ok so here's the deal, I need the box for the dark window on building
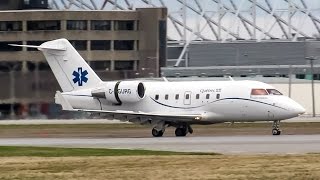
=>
[90,60,111,71]
[38,62,50,71]
[26,41,46,51]
[27,61,36,71]
[165,94,168,100]
[136,40,139,50]
[0,62,22,72]
[26,61,50,71]
[296,74,306,79]
[27,21,60,30]
[206,94,210,99]
[175,94,179,100]
[114,40,134,50]
[91,20,111,30]
[91,40,111,50]
[263,75,276,77]
[155,94,159,100]
[185,94,190,99]
[0,21,22,31]
[114,20,134,30]
[114,60,134,70]
[158,20,167,68]
[69,40,87,50]
[0,41,22,51]
[67,20,87,30]
[196,94,200,99]
[216,94,220,99]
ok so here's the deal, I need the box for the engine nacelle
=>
[92,81,145,104]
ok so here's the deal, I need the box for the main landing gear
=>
[152,128,164,137]
[272,120,281,135]
[175,124,193,137]
[151,123,193,137]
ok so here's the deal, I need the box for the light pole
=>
[305,56,316,117]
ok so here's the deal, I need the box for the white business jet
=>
[10,39,305,137]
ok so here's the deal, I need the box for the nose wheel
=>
[272,120,281,135]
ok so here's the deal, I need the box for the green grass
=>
[0,146,219,157]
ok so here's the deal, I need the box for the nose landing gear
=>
[272,120,281,135]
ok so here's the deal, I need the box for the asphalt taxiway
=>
[0,135,319,154]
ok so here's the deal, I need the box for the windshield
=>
[267,89,283,95]
[251,88,283,96]
[251,89,268,95]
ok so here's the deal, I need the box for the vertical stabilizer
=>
[38,39,102,92]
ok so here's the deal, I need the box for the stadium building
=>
[0,0,167,118]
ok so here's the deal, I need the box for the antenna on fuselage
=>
[228,76,234,81]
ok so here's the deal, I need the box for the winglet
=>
[55,91,74,111]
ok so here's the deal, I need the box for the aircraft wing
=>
[77,109,202,122]
[55,91,203,123]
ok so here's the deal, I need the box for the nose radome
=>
[292,103,306,115]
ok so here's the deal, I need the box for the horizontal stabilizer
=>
[8,44,66,51]
[55,91,74,111]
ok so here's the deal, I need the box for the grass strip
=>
[0,146,219,157]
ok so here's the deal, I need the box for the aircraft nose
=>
[291,102,306,115]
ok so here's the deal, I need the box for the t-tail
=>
[10,39,102,92]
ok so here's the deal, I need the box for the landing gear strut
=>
[272,120,281,135]
[152,128,164,137]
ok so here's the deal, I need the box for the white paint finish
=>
[15,39,306,131]
[272,83,320,115]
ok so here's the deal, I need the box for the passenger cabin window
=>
[155,94,159,100]
[185,94,190,99]
[175,94,179,100]
[216,94,220,99]
[251,89,268,95]
[165,94,169,100]
[267,89,283,95]
[196,94,200,99]
[206,94,210,99]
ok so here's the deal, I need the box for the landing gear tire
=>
[272,129,281,135]
[152,128,164,137]
[187,125,193,134]
[175,127,187,137]
[272,120,281,136]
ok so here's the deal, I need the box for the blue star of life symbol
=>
[72,67,88,86]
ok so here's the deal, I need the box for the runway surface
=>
[0,135,320,154]
[0,115,318,125]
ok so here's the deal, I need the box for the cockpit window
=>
[267,89,283,95]
[251,89,268,95]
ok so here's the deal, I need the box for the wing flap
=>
[76,109,203,122]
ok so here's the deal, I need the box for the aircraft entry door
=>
[184,91,192,105]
